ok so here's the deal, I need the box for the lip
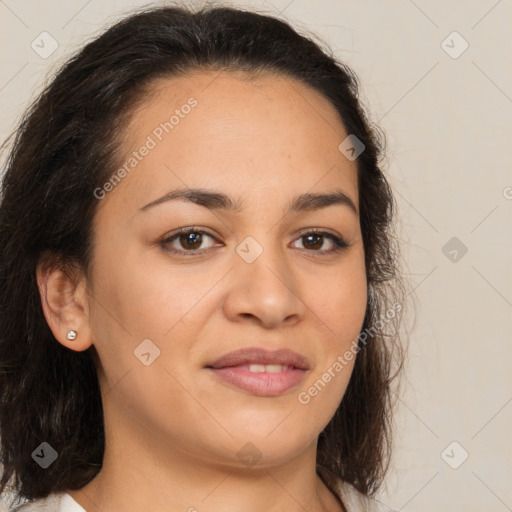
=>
[205,347,310,397]
[206,347,310,370]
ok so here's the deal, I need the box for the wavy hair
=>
[0,3,407,506]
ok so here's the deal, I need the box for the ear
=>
[36,257,93,352]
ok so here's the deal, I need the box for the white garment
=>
[11,472,397,512]
[10,493,84,512]
[318,466,397,512]
[335,480,396,512]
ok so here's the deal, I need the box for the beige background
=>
[1,1,511,511]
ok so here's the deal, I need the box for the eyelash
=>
[159,227,350,257]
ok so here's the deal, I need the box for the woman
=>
[0,4,406,512]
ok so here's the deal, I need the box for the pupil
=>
[305,234,322,250]
[178,233,324,251]
[182,233,201,250]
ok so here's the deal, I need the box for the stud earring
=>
[66,330,77,341]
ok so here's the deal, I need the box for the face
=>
[70,71,367,468]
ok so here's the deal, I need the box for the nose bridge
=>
[226,231,305,327]
[235,232,288,283]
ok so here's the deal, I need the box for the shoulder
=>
[10,493,63,512]
[338,482,398,512]
[317,465,398,512]
[10,493,84,512]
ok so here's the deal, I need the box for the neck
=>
[67,400,344,512]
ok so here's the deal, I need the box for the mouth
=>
[205,347,310,396]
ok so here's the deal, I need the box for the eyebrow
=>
[138,187,358,216]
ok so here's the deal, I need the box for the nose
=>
[222,238,307,329]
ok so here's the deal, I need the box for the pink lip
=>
[206,347,310,370]
[205,347,310,397]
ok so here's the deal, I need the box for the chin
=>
[210,425,317,468]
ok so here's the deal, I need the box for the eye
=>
[160,227,217,255]
[159,227,350,257]
[291,229,350,254]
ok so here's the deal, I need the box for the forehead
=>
[99,70,359,216]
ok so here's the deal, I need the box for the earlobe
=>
[36,262,93,352]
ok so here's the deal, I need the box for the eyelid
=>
[291,228,350,252]
[160,226,219,253]
[294,226,346,240]
[159,226,350,256]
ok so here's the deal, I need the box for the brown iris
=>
[179,232,203,250]
[302,233,323,250]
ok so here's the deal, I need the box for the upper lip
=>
[206,347,310,370]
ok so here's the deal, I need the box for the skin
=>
[37,70,367,512]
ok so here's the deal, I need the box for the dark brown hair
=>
[0,3,406,507]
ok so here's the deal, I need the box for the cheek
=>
[91,237,217,339]
[302,253,367,405]
[312,256,367,343]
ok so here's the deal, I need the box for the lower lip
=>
[207,366,307,396]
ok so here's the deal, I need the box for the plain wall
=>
[1,1,511,510]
